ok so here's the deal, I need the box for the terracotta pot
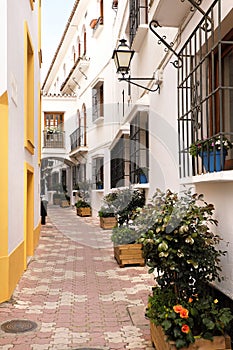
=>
[90,19,97,29]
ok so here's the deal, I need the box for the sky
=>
[41,0,75,82]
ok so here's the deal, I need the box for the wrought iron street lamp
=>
[112,39,160,93]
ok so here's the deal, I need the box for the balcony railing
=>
[70,126,87,152]
[43,130,65,148]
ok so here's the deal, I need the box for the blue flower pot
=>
[201,150,227,172]
[139,174,148,183]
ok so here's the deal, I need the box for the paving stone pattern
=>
[0,206,155,350]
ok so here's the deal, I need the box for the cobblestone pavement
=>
[0,205,155,350]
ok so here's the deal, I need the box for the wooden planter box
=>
[60,200,69,208]
[76,207,92,217]
[150,322,231,350]
[114,243,145,268]
[100,216,117,229]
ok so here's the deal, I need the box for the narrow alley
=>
[0,206,155,350]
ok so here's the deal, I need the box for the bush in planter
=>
[112,188,145,226]
[75,200,91,208]
[136,188,233,349]
[111,225,141,245]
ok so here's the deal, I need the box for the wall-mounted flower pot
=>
[201,149,227,172]
[90,18,97,29]
[139,174,148,183]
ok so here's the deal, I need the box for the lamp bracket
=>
[119,75,160,93]
[149,21,183,68]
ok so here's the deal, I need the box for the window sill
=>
[180,169,233,185]
[132,183,150,189]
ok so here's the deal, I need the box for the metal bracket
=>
[119,75,160,93]
[68,85,76,94]
[149,21,183,68]
[184,0,213,31]
[72,77,81,89]
[79,67,87,80]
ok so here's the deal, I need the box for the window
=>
[111,136,130,188]
[92,81,104,121]
[82,25,86,56]
[129,0,148,46]
[43,113,64,148]
[72,164,86,188]
[92,157,104,189]
[130,112,149,184]
[77,36,81,58]
[178,0,233,177]
[70,106,87,151]
[72,45,76,63]
[44,113,64,130]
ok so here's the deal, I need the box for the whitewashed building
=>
[42,0,233,314]
[0,0,42,303]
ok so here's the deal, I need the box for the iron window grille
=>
[111,136,130,188]
[70,126,86,151]
[178,0,233,178]
[130,112,149,184]
[92,157,104,189]
[92,81,104,122]
[129,0,148,47]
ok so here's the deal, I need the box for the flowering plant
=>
[135,189,233,348]
[189,135,232,157]
[146,287,233,349]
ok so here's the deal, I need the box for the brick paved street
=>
[0,206,155,350]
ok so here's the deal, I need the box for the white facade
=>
[42,0,233,301]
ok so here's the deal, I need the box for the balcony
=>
[60,56,90,94]
[69,127,88,156]
[43,130,65,148]
[150,0,192,27]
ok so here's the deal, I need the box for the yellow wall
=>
[0,92,8,257]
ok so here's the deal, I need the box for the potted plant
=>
[90,18,98,29]
[75,199,91,217]
[98,192,118,229]
[108,188,146,267]
[113,188,146,226]
[136,188,233,349]
[135,167,148,184]
[111,224,145,267]
[96,180,103,190]
[189,135,232,172]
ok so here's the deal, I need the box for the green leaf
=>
[202,318,215,329]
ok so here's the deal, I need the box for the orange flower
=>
[180,308,189,318]
[188,298,193,303]
[173,305,183,313]
[181,324,190,333]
